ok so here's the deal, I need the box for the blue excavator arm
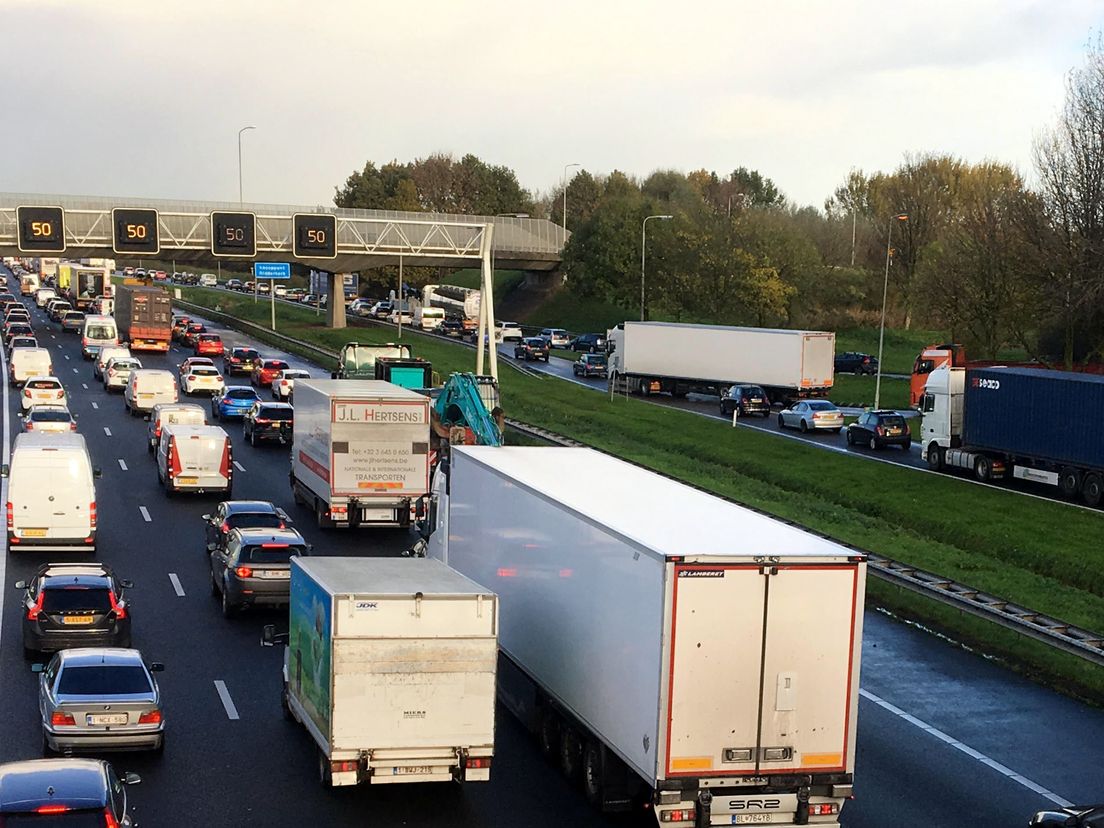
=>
[433,373,502,446]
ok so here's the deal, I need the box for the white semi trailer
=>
[428,445,865,827]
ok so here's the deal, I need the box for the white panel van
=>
[5,433,100,551]
[124,369,178,416]
[156,424,232,496]
[9,348,53,387]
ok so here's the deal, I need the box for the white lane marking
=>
[168,573,185,597]
[81,383,88,390]
[214,680,240,720]
[233,460,245,472]
[139,506,151,522]
[91,402,98,410]
[64,354,69,360]
[117,459,127,471]
[859,688,1073,807]
[103,426,112,436]
[50,335,55,339]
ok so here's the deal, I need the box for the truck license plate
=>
[393,766,432,775]
[88,713,128,725]
[21,528,47,537]
[733,816,775,824]
[260,570,291,579]
[362,508,394,521]
[177,477,198,485]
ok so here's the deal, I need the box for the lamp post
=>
[562,163,580,243]
[237,126,256,204]
[875,213,909,410]
[640,214,673,321]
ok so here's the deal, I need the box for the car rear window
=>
[57,665,152,696]
[42,587,112,613]
[227,389,257,399]
[3,811,111,826]
[31,410,71,422]
[880,415,906,427]
[227,513,283,531]
[198,335,220,342]
[264,361,289,370]
[27,380,60,390]
[240,544,306,564]
[586,355,607,364]
[258,407,292,420]
[64,313,85,320]
[192,367,220,376]
[808,401,835,410]
[235,349,258,359]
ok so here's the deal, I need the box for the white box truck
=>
[606,321,835,405]
[428,446,865,827]
[290,380,431,529]
[272,557,497,787]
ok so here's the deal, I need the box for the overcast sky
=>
[1,0,1099,210]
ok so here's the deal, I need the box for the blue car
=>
[212,386,260,420]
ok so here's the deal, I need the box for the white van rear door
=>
[10,451,92,536]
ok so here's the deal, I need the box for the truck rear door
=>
[801,333,835,389]
[664,562,861,779]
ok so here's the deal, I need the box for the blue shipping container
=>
[963,366,1104,470]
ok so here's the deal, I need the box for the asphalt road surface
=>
[0,268,1098,827]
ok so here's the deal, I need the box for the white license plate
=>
[393,765,432,775]
[733,816,776,824]
[88,713,128,725]
[258,570,291,579]
[362,508,394,520]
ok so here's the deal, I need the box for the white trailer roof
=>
[622,321,831,337]
[295,557,495,598]
[455,446,856,562]
[297,379,428,401]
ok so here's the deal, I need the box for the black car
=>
[514,337,550,362]
[571,333,606,353]
[835,351,878,375]
[17,563,133,658]
[440,319,465,338]
[573,353,607,378]
[0,758,141,825]
[225,278,243,291]
[203,500,291,553]
[210,527,310,616]
[223,347,259,376]
[846,409,911,450]
[243,401,294,446]
[1030,806,1104,827]
[720,384,771,417]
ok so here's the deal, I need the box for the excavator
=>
[431,373,503,448]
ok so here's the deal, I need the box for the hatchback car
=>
[225,278,243,291]
[571,333,606,353]
[251,358,290,388]
[540,328,571,348]
[170,316,191,342]
[223,347,259,376]
[22,404,77,434]
[514,337,550,362]
[272,369,310,401]
[37,648,165,754]
[203,500,291,554]
[439,319,465,338]
[720,384,771,417]
[210,527,309,617]
[212,386,260,420]
[103,357,142,392]
[194,333,224,357]
[17,563,133,658]
[779,399,845,432]
[0,758,141,824]
[847,409,912,450]
[61,311,86,333]
[4,323,34,346]
[47,300,72,321]
[21,376,66,411]
[834,351,879,375]
[495,321,524,342]
[181,323,206,347]
[573,353,607,378]
[243,401,293,446]
[8,335,38,350]
[181,365,225,396]
[178,356,215,378]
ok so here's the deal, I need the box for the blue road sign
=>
[254,262,291,279]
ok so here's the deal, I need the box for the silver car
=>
[36,648,165,754]
[104,357,142,392]
[778,399,845,433]
[272,368,310,401]
[22,404,76,434]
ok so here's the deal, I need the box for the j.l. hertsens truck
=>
[290,380,432,528]
[428,446,865,827]
[606,322,835,406]
[920,364,1104,506]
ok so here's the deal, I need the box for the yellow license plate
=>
[177,476,198,485]
[21,528,47,537]
[63,615,94,625]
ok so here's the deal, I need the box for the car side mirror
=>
[148,663,165,672]
[14,580,26,590]
[93,467,103,479]
[120,579,134,589]
[123,772,142,786]
[0,464,8,478]
[30,663,44,673]
[201,514,212,522]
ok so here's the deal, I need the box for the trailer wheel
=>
[1059,468,1081,499]
[974,456,992,482]
[537,708,560,761]
[582,740,605,807]
[637,379,649,396]
[559,725,583,781]
[926,444,943,471]
[1082,473,1103,508]
[318,749,333,786]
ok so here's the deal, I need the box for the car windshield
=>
[4,812,111,826]
[808,401,836,410]
[240,544,305,564]
[42,587,112,612]
[880,415,906,427]
[85,325,115,338]
[31,410,71,422]
[227,513,283,530]
[57,665,151,696]
[257,407,292,420]
[226,389,257,400]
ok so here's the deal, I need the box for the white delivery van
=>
[147,403,207,452]
[415,306,445,331]
[156,424,233,496]
[80,314,119,360]
[9,348,53,387]
[124,369,178,416]
[5,433,100,552]
[34,288,56,308]
[94,346,130,380]
[20,273,39,296]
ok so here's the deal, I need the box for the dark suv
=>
[210,528,310,617]
[0,758,141,826]
[203,500,291,553]
[17,563,134,658]
[514,337,550,362]
[846,410,911,450]
[571,333,606,353]
[243,401,294,446]
[573,353,607,378]
[720,384,771,417]
[834,351,878,375]
[223,347,259,376]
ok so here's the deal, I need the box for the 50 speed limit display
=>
[111,208,160,254]
[16,206,65,253]
[292,213,338,259]
[210,211,256,257]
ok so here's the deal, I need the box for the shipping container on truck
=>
[920,365,1104,506]
[428,446,865,827]
[290,380,432,528]
[276,557,498,788]
[36,258,59,280]
[58,263,112,311]
[606,321,835,405]
[333,342,412,380]
[422,284,481,327]
[114,283,171,351]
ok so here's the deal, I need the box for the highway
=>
[0,267,1100,826]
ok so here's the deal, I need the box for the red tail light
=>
[89,501,97,528]
[50,711,75,726]
[138,709,161,724]
[235,566,253,578]
[465,757,491,769]
[103,807,120,828]
[220,520,230,534]
[27,591,44,620]
[56,390,63,399]
[37,805,71,815]
[109,590,125,619]
[22,389,30,398]
[876,426,886,437]
[6,501,12,529]
[219,440,231,479]
[24,423,33,431]
[169,438,182,478]
[154,421,162,438]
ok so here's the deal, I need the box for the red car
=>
[251,358,290,387]
[195,333,224,357]
[182,323,207,347]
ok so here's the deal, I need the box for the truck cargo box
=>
[964,367,1104,469]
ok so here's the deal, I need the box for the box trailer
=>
[333,342,412,380]
[428,446,865,827]
[58,262,112,311]
[290,380,431,528]
[115,283,171,351]
[606,321,835,404]
[921,365,1104,505]
[276,557,497,787]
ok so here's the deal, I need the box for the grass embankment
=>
[443,269,526,296]
[835,327,1030,375]
[178,287,1104,699]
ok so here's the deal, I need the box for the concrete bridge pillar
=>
[326,272,346,329]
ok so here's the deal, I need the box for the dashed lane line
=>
[118,459,127,471]
[103,426,112,436]
[214,681,240,720]
[139,506,151,522]
[233,460,245,472]
[168,573,185,597]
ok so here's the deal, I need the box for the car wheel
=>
[854,367,862,375]
[210,569,220,597]
[281,683,294,722]
[249,429,256,448]
[221,582,237,618]
[832,427,842,434]
[153,733,165,756]
[927,443,943,470]
[869,436,878,450]
[902,439,911,451]
[845,429,854,446]
[777,414,785,428]
[799,419,808,433]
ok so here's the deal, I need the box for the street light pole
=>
[875,213,908,410]
[237,126,256,204]
[562,163,580,243]
[640,214,673,322]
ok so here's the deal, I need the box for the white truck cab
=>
[918,366,965,468]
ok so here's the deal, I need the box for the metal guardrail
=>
[173,299,1104,669]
